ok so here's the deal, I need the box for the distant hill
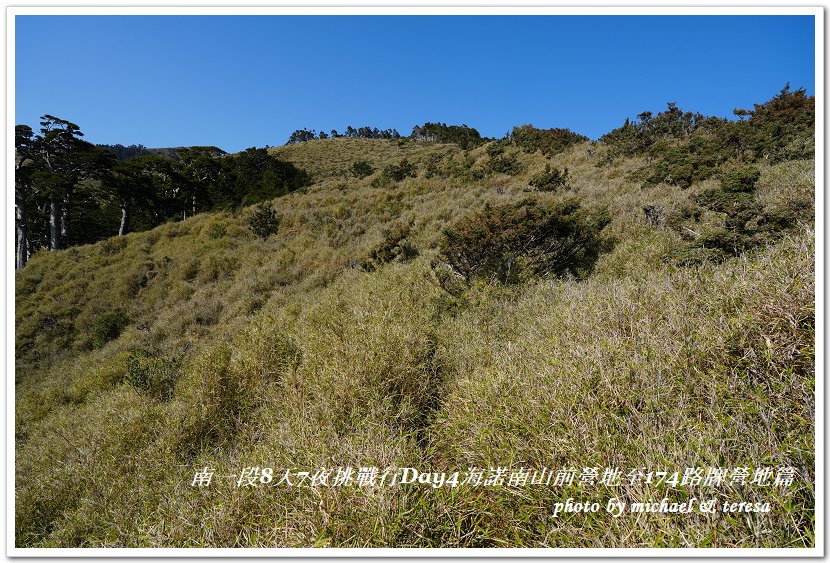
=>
[97,143,228,161]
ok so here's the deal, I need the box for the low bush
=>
[361,222,419,271]
[247,204,280,239]
[511,125,588,156]
[486,153,521,176]
[434,197,612,288]
[667,166,805,264]
[91,309,130,347]
[529,164,570,191]
[382,158,418,182]
[349,160,375,179]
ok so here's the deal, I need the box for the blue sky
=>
[15,15,815,153]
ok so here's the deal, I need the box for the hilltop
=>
[15,89,816,547]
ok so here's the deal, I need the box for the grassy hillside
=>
[15,133,815,548]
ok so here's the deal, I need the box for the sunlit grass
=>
[15,137,815,547]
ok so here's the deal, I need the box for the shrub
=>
[529,164,570,191]
[434,197,612,288]
[511,125,588,156]
[91,309,130,347]
[487,153,521,176]
[424,153,446,179]
[125,349,182,401]
[694,167,760,215]
[485,140,508,157]
[667,166,797,264]
[247,203,280,239]
[382,158,418,182]
[349,160,375,179]
[361,223,419,271]
[720,167,761,193]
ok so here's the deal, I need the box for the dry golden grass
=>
[15,137,815,548]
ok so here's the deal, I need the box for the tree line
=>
[286,122,486,149]
[15,115,309,269]
[286,126,403,144]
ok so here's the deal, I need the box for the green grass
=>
[15,136,815,548]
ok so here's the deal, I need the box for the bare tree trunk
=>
[49,195,60,250]
[60,194,70,246]
[118,205,130,236]
[16,200,27,269]
[192,193,197,217]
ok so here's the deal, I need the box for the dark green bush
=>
[434,197,612,288]
[632,87,813,188]
[247,203,280,239]
[720,167,761,193]
[349,160,375,179]
[362,223,419,271]
[382,158,418,182]
[529,164,570,191]
[91,309,130,347]
[511,125,587,156]
[694,167,760,215]
[487,153,522,176]
[667,166,803,264]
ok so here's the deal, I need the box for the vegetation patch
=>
[349,160,375,179]
[247,203,280,239]
[510,124,588,156]
[361,222,419,271]
[433,197,612,290]
[125,349,183,401]
[90,309,130,347]
[529,163,570,191]
[382,158,418,182]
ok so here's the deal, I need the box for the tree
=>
[411,122,484,149]
[177,146,225,218]
[107,158,154,236]
[14,125,36,268]
[285,129,317,144]
[127,155,187,226]
[32,115,110,250]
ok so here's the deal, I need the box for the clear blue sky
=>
[15,15,815,153]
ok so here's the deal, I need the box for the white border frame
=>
[5,3,824,558]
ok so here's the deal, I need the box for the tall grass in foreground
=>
[16,226,813,547]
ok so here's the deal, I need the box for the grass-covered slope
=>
[15,134,815,547]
